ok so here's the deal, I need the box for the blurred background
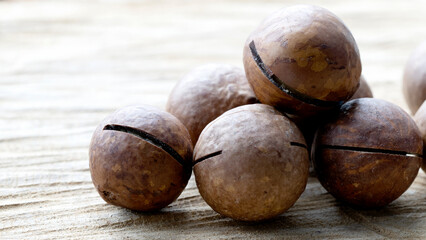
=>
[0,0,425,238]
[1,0,426,112]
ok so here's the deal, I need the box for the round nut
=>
[166,64,258,144]
[413,101,426,172]
[312,98,422,207]
[193,104,309,221]
[89,105,193,211]
[243,5,361,118]
[403,41,426,114]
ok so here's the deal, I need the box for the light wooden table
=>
[1,0,425,239]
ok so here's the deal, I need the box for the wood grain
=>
[0,0,425,239]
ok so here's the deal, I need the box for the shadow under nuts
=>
[243,5,361,118]
[89,105,193,211]
[166,64,258,145]
[413,101,426,172]
[312,98,423,208]
[193,104,309,221]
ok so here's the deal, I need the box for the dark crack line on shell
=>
[103,124,189,168]
[249,40,343,108]
[320,144,423,158]
[193,150,222,166]
[290,142,308,149]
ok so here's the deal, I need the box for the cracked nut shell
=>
[89,105,193,211]
[312,98,422,207]
[193,104,309,221]
[166,64,258,144]
[413,101,426,172]
[403,41,426,114]
[243,5,361,118]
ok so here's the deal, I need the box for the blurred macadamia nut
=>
[414,101,426,172]
[89,106,193,211]
[193,104,309,221]
[243,5,361,118]
[312,98,422,208]
[403,41,426,114]
[166,64,258,144]
[349,75,373,100]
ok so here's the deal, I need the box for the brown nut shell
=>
[193,104,309,221]
[413,101,426,172]
[166,64,257,144]
[243,5,361,117]
[89,106,193,211]
[313,98,422,207]
[403,41,426,114]
[316,150,421,207]
[315,98,421,153]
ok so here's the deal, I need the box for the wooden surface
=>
[1,0,425,239]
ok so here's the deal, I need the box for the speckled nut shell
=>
[413,101,426,172]
[349,75,373,100]
[166,64,258,144]
[312,98,422,207]
[193,104,309,221]
[89,105,193,211]
[403,41,426,114]
[243,5,361,118]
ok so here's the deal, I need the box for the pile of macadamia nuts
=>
[89,5,425,221]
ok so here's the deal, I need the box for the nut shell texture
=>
[403,41,426,114]
[243,5,361,116]
[194,104,309,221]
[89,106,193,211]
[166,64,258,144]
[313,98,422,207]
[414,101,426,172]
